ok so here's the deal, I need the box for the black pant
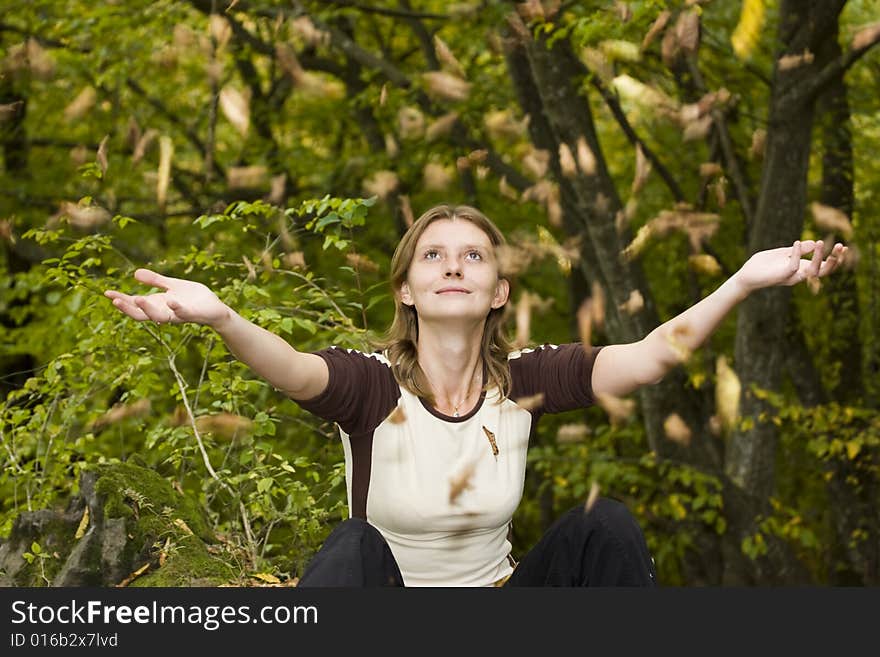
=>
[297,497,656,587]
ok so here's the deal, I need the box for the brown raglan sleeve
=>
[294,347,401,435]
[509,343,603,414]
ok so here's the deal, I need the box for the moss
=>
[132,535,236,587]
[89,462,212,540]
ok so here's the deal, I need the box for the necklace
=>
[424,359,481,417]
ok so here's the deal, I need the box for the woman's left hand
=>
[734,239,848,295]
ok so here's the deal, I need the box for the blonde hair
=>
[372,204,514,402]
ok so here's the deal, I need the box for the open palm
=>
[735,240,848,294]
[104,268,229,327]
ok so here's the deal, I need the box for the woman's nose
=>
[444,267,463,278]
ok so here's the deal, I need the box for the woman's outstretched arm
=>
[105,268,329,401]
[591,239,848,398]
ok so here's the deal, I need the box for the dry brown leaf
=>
[558,142,577,177]
[64,86,97,122]
[242,255,257,281]
[387,405,407,424]
[522,148,550,179]
[399,194,414,229]
[423,162,454,191]
[219,86,250,136]
[194,412,254,440]
[133,128,159,164]
[713,178,727,208]
[810,202,853,240]
[227,165,268,190]
[666,324,693,364]
[663,413,692,446]
[689,254,722,276]
[385,133,399,158]
[851,23,880,51]
[675,10,700,55]
[434,35,466,78]
[590,281,606,331]
[618,289,644,315]
[631,144,651,194]
[583,480,601,513]
[615,1,632,22]
[580,47,615,83]
[426,112,459,141]
[59,201,111,230]
[157,135,173,212]
[683,114,713,141]
[173,518,194,536]
[290,16,329,47]
[0,219,15,245]
[515,291,533,348]
[778,50,814,71]
[576,137,597,176]
[423,71,471,102]
[577,298,593,348]
[284,251,306,270]
[661,21,680,66]
[398,106,425,140]
[74,507,90,540]
[499,176,519,201]
[449,460,477,505]
[260,250,274,273]
[484,109,528,141]
[346,252,380,274]
[90,399,151,431]
[805,276,822,295]
[596,392,636,426]
[0,101,24,122]
[715,355,740,435]
[699,162,723,178]
[483,426,499,457]
[379,82,388,107]
[209,14,231,51]
[557,423,589,444]
[363,170,399,200]
[749,129,766,160]
[269,173,287,205]
[514,392,545,411]
[641,10,671,51]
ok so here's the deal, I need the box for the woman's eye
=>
[466,251,482,261]
[424,250,439,260]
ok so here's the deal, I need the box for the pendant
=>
[453,410,460,417]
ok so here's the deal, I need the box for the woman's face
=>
[399,218,509,324]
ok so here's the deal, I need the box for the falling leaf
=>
[731,0,766,60]
[426,112,459,141]
[290,16,329,47]
[595,392,636,426]
[665,324,693,364]
[641,10,671,51]
[810,202,853,240]
[133,128,159,164]
[557,423,589,444]
[851,23,880,51]
[675,10,700,55]
[516,0,544,22]
[387,405,406,424]
[683,114,713,141]
[515,392,545,411]
[576,137,597,175]
[379,83,388,106]
[522,148,550,179]
[363,170,399,200]
[194,412,254,440]
[63,86,97,122]
[268,173,287,205]
[805,276,821,295]
[209,14,232,51]
[346,252,380,274]
[157,135,173,212]
[227,165,269,190]
[614,1,632,22]
[484,109,527,141]
[89,399,152,431]
[499,176,519,201]
[385,133,399,158]
[618,289,644,315]
[398,106,426,140]
[423,162,454,191]
[715,355,740,434]
[713,178,727,208]
[399,194,414,228]
[689,254,722,276]
[483,426,499,457]
[576,298,594,348]
[778,50,814,71]
[423,71,471,102]
[515,291,533,348]
[219,86,250,136]
[699,162,723,178]
[749,129,766,160]
[434,36,466,78]
[663,413,692,446]
[74,507,90,540]
[284,251,306,270]
[0,101,24,122]
[558,142,577,177]
[242,255,257,281]
[449,460,477,505]
[631,144,651,194]
[583,480,600,513]
[59,201,111,230]
[0,219,15,245]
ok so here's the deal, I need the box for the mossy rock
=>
[0,460,238,586]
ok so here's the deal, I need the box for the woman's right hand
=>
[104,268,231,328]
